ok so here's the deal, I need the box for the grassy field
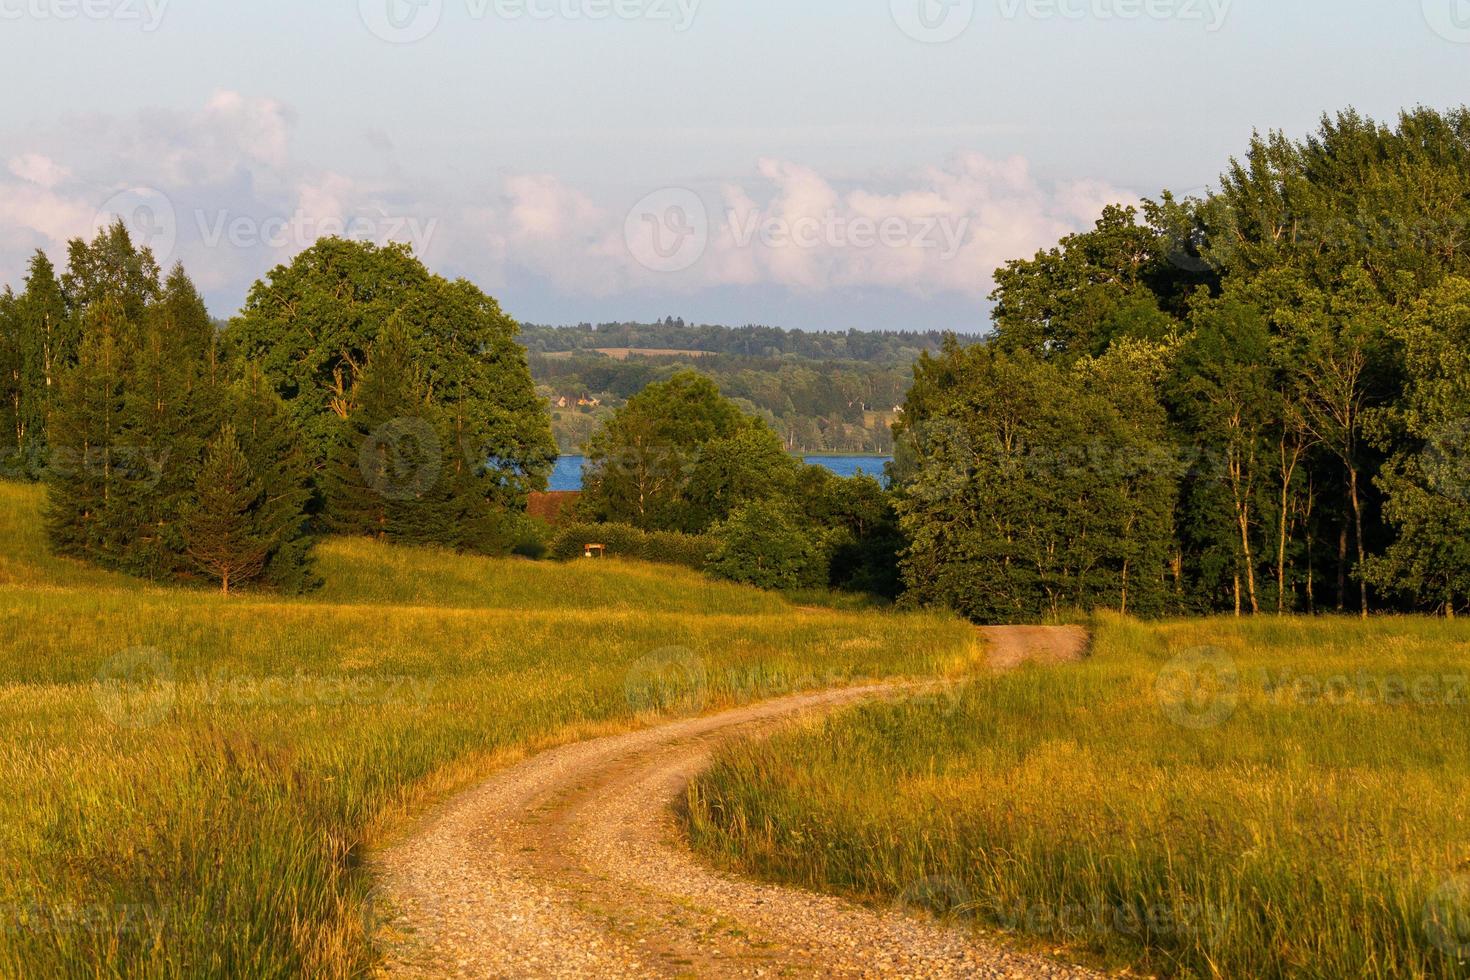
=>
[685,615,1470,978]
[0,480,979,977]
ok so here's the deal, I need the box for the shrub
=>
[708,500,827,591]
[548,521,718,571]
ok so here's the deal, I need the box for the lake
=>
[548,455,891,492]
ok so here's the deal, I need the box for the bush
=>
[548,521,718,571]
[707,500,827,591]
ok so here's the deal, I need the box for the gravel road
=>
[373,626,1100,978]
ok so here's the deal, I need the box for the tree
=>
[45,299,129,561]
[580,371,766,532]
[893,342,1179,623]
[1365,277,1470,615]
[227,365,318,592]
[708,499,826,592]
[323,320,488,549]
[182,425,270,594]
[226,239,554,505]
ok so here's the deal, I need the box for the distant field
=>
[686,615,1470,978]
[0,481,978,977]
[541,347,717,361]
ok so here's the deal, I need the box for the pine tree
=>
[11,251,69,478]
[0,289,20,476]
[116,266,218,578]
[182,425,269,594]
[46,299,129,560]
[228,365,318,592]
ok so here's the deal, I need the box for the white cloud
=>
[0,93,1138,318]
[9,153,72,188]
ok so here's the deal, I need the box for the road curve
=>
[373,627,1098,978]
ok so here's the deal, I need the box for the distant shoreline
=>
[548,454,891,492]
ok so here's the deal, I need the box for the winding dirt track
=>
[374,626,1096,979]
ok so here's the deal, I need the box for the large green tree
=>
[580,371,797,533]
[226,239,555,510]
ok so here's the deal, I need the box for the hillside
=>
[0,480,976,976]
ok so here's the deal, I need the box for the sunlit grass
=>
[685,613,1470,978]
[0,480,978,977]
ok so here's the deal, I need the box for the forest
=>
[893,107,1470,620]
[522,320,956,454]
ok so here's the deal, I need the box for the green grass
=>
[685,613,1470,978]
[0,481,979,977]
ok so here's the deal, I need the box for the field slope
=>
[686,615,1470,978]
[0,481,976,977]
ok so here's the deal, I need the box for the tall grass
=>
[685,613,1470,978]
[0,481,979,977]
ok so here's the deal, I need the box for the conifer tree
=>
[46,298,129,561]
[0,289,19,475]
[116,266,219,578]
[227,365,318,592]
[182,425,270,594]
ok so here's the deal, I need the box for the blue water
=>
[547,455,891,492]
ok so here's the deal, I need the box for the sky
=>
[0,0,1465,333]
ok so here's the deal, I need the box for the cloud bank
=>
[0,92,1138,323]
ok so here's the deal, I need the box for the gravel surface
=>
[373,627,1102,978]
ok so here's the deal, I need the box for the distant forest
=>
[521,319,970,454]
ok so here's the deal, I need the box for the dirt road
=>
[374,626,1097,978]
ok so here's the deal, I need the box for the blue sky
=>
[0,0,1465,331]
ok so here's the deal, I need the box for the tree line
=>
[530,349,913,454]
[520,319,957,363]
[0,231,554,592]
[893,106,1470,621]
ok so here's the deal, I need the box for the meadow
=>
[0,480,980,977]
[685,615,1470,978]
